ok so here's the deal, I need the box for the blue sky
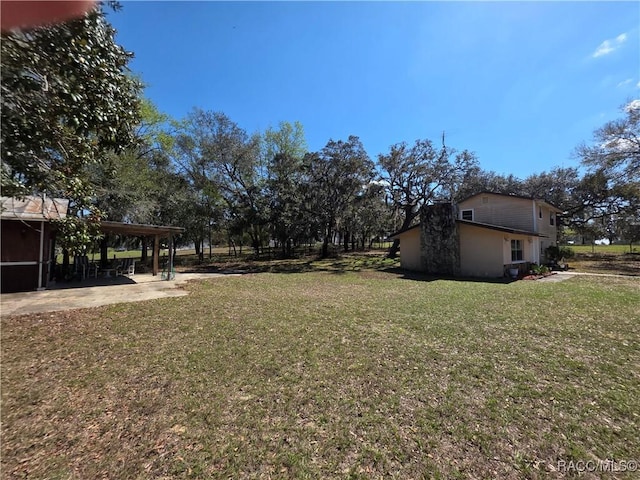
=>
[109,1,639,179]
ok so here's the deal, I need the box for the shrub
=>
[531,264,550,275]
[546,245,574,262]
[559,246,575,259]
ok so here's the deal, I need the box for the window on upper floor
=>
[539,207,542,219]
[461,209,473,221]
[550,213,555,226]
[511,239,524,262]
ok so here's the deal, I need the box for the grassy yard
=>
[2,266,639,479]
[566,244,638,255]
[558,244,640,277]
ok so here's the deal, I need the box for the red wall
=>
[1,220,52,293]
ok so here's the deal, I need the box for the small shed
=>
[1,196,69,293]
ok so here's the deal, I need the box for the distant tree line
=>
[2,5,639,257]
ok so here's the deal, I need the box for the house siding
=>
[459,223,504,277]
[459,194,535,232]
[538,205,556,237]
[397,228,422,271]
[531,202,558,262]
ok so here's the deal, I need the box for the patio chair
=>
[116,258,135,277]
[87,261,99,279]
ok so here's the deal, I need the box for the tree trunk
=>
[150,236,155,269]
[343,231,349,252]
[208,223,212,260]
[321,237,329,258]
[388,238,401,258]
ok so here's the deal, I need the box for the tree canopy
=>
[3,0,637,256]
[1,2,142,252]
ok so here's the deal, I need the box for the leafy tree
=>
[567,171,640,243]
[263,121,308,257]
[263,121,307,163]
[172,110,225,259]
[266,152,308,257]
[172,109,268,257]
[572,100,640,243]
[342,182,392,251]
[304,136,375,258]
[454,168,524,201]
[519,167,579,211]
[617,213,640,252]
[379,138,477,257]
[577,99,640,184]
[1,2,142,251]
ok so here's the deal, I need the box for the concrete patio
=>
[0,272,240,317]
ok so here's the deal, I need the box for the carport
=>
[99,221,184,277]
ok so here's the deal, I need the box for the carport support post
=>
[37,220,45,290]
[152,234,160,276]
[100,236,108,269]
[167,234,174,281]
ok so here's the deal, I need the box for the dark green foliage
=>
[303,136,375,258]
[1,3,142,251]
[1,5,142,201]
[545,245,575,262]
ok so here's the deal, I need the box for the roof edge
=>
[388,223,420,239]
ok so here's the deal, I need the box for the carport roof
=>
[100,221,184,237]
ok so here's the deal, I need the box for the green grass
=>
[564,243,638,255]
[2,268,639,479]
[560,244,640,276]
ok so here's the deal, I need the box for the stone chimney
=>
[419,203,461,276]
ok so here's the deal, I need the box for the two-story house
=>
[390,192,562,278]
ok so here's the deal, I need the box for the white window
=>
[461,209,473,221]
[511,239,523,262]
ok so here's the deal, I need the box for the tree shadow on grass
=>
[179,259,317,275]
[178,253,517,283]
[377,267,515,284]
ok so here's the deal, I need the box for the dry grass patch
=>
[2,272,639,479]
[569,253,639,276]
